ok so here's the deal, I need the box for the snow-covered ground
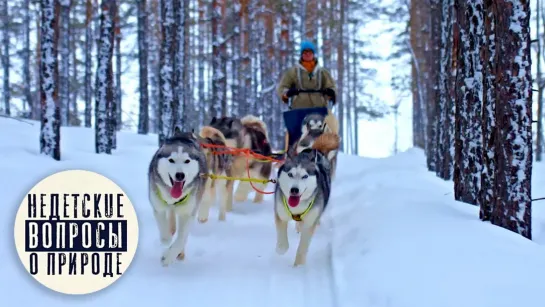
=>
[0,117,544,307]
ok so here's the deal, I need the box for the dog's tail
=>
[311,132,340,161]
[241,115,268,139]
[324,110,339,135]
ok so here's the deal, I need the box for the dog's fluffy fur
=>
[148,127,208,266]
[274,137,339,266]
[197,126,234,223]
[202,115,273,213]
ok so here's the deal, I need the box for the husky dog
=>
[207,115,273,204]
[148,127,208,267]
[295,113,340,181]
[197,125,234,223]
[274,135,339,266]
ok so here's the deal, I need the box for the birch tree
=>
[39,0,61,161]
[95,0,116,154]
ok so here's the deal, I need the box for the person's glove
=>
[286,88,299,98]
[322,88,336,104]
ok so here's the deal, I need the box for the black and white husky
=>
[148,127,208,267]
[273,134,338,266]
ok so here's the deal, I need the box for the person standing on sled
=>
[276,40,337,152]
[277,41,337,109]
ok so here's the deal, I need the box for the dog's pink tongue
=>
[170,181,184,198]
[288,196,300,207]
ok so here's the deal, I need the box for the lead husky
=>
[207,115,273,204]
[274,133,339,266]
[148,127,208,266]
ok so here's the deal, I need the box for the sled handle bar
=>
[288,97,335,110]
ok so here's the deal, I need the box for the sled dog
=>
[148,127,208,266]
[196,125,235,223]
[274,135,339,266]
[295,113,340,181]
[207,115,273,204]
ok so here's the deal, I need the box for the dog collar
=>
[155,188,191,207]
[281,195,315,221]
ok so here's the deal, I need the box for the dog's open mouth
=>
[287,195,301,207]
[169,176,185,199]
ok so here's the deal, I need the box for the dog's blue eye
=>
[168,158,175,163]
[302,175,308,179]
[184,159,190,164]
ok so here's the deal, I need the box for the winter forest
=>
[1,0,544,240]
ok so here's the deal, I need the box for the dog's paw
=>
[252,196,264,204]
[218,212,226,221]
[177,251,185,261]
[198,217,208,223]
[160,233,173,245]
[161,249,178,267]
[293,255,306,267]
[276,241,289,255]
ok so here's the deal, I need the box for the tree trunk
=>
[537,0,544,162]
[453,0,484,206]
[490,0,532,240]
[84,0,93,127]
[23,0,33,116]
[480,0,497,221]
[138,0,149,134]
[2,0,11,116]
[95,0,116,154]
[39,0,61,160]
[159,0,176,146]
[436,0,455,180]
[59,0,70,126]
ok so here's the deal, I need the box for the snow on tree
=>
[1,0,10,116]
[39,0,61,161]
[489,0,533,240]
[59,0,70,126]
[84,0,93,127]
[211,0,227,119]
[453,0,484,206]
[435,0,455,180]
[159,0,176,146]
[479,0,497,221]
[137,0,149,134]
[94,0,117,154]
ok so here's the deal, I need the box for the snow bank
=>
[329,149,545,307]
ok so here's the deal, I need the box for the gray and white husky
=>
[274,141,336,266]
[148,127,208,267]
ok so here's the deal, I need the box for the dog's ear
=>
[173,125,182,136]
[227,118,234,129]
[210,116,217,125]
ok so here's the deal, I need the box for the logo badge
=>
[13,170,139,295]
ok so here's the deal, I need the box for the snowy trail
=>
[0,120,338,306]
[2,118,545,307]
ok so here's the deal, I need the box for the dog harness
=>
[155,188,191,207]
[281,195,315,221]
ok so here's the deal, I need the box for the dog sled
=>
[281,89,336,153]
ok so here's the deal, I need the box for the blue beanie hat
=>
[300,40,316,55]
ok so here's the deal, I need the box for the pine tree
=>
[94,0,116,154]
[39,0,61,161]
